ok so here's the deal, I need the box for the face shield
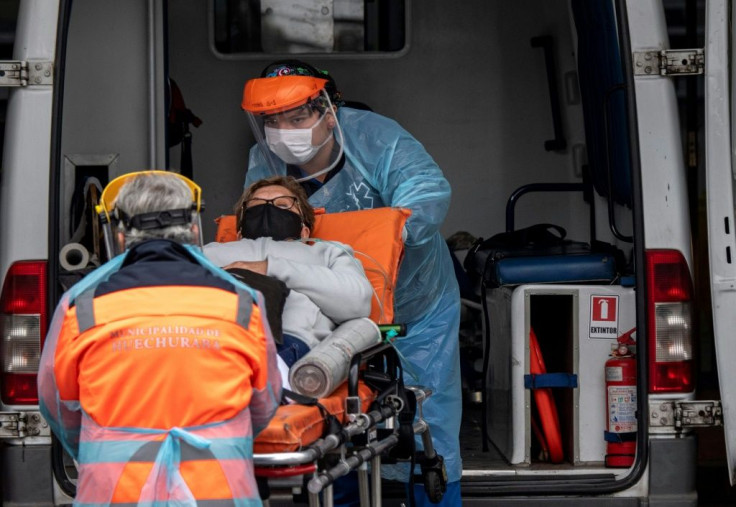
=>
[243,76,345,182]
[95,170,204,260]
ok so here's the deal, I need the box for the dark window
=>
[212,0,406,55]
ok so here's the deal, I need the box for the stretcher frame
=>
[253,342,444,507]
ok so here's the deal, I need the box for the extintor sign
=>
[590,295,619,338]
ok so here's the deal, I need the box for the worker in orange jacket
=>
[38,171,281,506]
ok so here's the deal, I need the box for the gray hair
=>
[114,173,196,247]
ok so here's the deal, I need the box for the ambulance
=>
[0,0,734,505]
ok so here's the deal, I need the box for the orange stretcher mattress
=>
[214,207,410,324]
[254,381,377,454]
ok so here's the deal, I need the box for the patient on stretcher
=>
[204,175,373,387]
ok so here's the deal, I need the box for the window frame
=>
[207,0,412,61]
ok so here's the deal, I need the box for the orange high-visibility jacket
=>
[38,240,282,506]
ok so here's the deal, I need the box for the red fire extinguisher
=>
[604,328,637,468]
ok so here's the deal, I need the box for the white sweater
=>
[204,237,373,348]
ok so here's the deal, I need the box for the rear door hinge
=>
[0,411,50,438]
[0,61,53,87]
[633,49,704,76]
[649,400,723,430]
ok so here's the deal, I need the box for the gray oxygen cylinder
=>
[289,317,382,399]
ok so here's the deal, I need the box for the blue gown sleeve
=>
[38,294,82,460]
[375,133,451,247]
[344,112,451,247]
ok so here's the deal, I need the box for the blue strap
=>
[128,426,211,506]
[156,428,210,489]
[524,373,578,389]
[604,430,636,443]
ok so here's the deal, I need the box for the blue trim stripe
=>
[78,437,252,464]
[74,500,262,507]
[77,439,147,464]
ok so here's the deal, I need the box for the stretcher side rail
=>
[308,417,434,495]
[306,386,434,491]
[253,401,398,467]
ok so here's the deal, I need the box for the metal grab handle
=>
[505,182,591,234]
[603,84,634,242]
[531,35,567,152]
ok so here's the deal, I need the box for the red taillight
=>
[2,373,40,404]
[0,261,47,405]
[645,250,694,393]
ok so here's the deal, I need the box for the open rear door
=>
[705,0,736,486]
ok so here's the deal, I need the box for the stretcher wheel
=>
[423,469,445,504]
[419,452,447,504]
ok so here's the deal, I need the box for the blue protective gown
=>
[245,107,463,486]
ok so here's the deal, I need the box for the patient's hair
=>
[115,173,196,247]
[235,175,315,234]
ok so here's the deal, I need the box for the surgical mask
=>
[242,204,303,241]
[294,111,346,183]
[265,112,332,165]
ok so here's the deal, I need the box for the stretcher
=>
[215,207,447,506]
[254,343,443,506]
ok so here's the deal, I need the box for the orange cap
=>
[242,75,328,114]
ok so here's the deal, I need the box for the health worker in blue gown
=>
[242,60,462,506]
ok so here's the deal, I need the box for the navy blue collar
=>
[122,239,198,267]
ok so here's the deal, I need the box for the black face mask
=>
[242,204,303,241]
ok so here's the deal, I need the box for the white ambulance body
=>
[0,0,733,504]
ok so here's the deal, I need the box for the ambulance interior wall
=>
[60,0,156,188]
[166,0,596,244]
[59,0,166,255]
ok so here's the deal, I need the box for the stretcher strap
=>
[366,346,416,468]
[281,388,342,436]
[392,388,416,461]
